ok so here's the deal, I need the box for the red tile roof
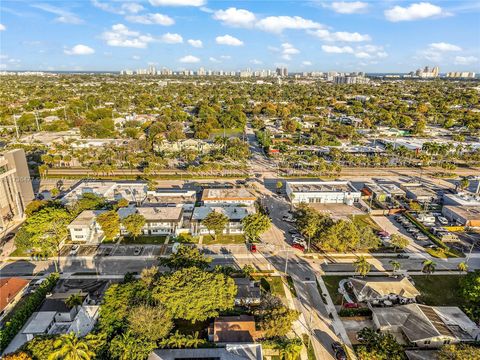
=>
[0,277,30,311]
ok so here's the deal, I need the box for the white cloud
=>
[209,57,221,63]
[385,2,443,22]
[281,43,299,61]
[220,55,231,59]
[101,24,154,48]
[216,34,243,46]
[149,0,206,6]
[213,8,256,28]
[64,44,95,55]
[256,16,323,33]
[92,0,144,15]
[454,56,478,65]
[0,24,5,31]
[329,1,368,14]
[354,52,371,59]
[179,55,200,63]
[250,59,263,65]
[187,39,203,48]
[309,29,370,42]
[322,45,354,53]
[429,42,462,51]
[31,3,83,24]
[356,44,388,58]
[125,13,175,26]
[160,33,183,43]
[302,60,312,66]
[132,55,141,60]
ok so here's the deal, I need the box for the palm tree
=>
[389,260,401,275]
[65,293,83,310]
[457,262,468,273]
[422,260,436,277]
[354,256,371,277]
[48,333,95,360]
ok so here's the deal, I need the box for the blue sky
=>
[1,0,479,72]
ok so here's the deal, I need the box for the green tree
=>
[158,331,206,349]
[140,266,159,289]
[389,260,401,274]
[275,338,303,360]
[72,193,106,214]
[127,304,173,341]
[255,297,299,338]
[116,198,129,208]
[354,256,371,277]
[3,352,33,360]
[459,270,480,302]
[109,332,155,360]
[390,234,409,252]
[202,210,229,240]
[422,260,436,276]
[457,262,468,273]
[65,293,83,310]
[160,245,212,270]
[459,177,470,190]
[48,333,95,360]
[356,328,404,360]
[97,210,120,241]
[122,213,146,239]
[438,344,480,360]
[241,213,271,242]
[153,267,236,322]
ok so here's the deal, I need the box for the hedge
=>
[338,307,372,317]
[0,273,59,352]
[403,212,448,250]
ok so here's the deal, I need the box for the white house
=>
[285,180,361,205]
[68,210,106,243]
[201,188,256,206]
[191,206,255,236]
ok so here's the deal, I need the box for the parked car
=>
[249,243,257,253]
[288,228,299,235]
[293,239,307,248]
[437,216,449,225]
[133,246,142,256]
[69,245,80,256]
[415,234,428,241]
[282,216,294,223]
[331,342,347,360]
[292,243,305,252]
[343,302,359,309]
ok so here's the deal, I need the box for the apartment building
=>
[0,149,34,230]
[285,180,361,205]
[191,206,255,235]
[201,188,256,206]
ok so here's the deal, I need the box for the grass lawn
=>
[253,275,286,298]
[351,214,381,232]
[9,248,31,257]
[201,234,245,245]
[411,275,467,306]
[121,235,167,244]
[322,275,349,305]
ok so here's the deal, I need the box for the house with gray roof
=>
[148,344,263,360]
[372,304,480,348]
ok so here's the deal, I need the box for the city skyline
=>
[1,0,479,72]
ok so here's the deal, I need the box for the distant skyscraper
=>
[276,67,288,77]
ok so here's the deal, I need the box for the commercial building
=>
[285,180,361,205]
[61,180,148,205]
[201,188,256,206]
[191,206,255,235]
[372,304,480,347]
[442,206,480,227]
[0,149,34,230]
[445,72,476,79]
[400,183,438,203]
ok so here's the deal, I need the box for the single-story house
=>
[148,344,263,360]
[0,277,30,322]
[349,276,420,303]
[208,315,261,344]
[234,278,261,305]
[372,304,480,348]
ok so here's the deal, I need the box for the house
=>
[234,278,261,305]
[201,188,256,206]
[68,210,106,243]
[0,278,30,322]
[349,276,420,303]
[191,206,255,236]
[442,206,480,227]
[372,304,480,348]
[285,180,361,205]
[149,344,263,360]
[208,315,260,344]
[143,189,197,211]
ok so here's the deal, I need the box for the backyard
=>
[322,275,349,305]
[411,275,467,306]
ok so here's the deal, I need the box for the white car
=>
[69,245,80,256]
[293,238,307,247]
[437,216,449,225]
[282,216,295,223]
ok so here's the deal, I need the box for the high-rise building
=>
[0,149,34,230]
[276,67,288,77]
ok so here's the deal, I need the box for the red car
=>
[292,243,305,252]
[343,302,359,309]
[248,243,257,253]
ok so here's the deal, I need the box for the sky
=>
[0,0,479,73]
